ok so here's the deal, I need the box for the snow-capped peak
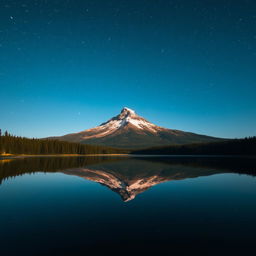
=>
[52,107,220,148]
[121,107,136,115]
[79,107,162,140]
[101,107,160,131]
[119,107,138,120]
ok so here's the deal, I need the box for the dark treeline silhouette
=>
[0,130,127,155]
[1,155,255,186]
[0,156,122,184]
[132,137,256,155]
[138,156,256,176]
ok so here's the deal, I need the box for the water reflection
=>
[1,156,256,201]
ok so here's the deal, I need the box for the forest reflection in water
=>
[1,156,255,201]
[1,156,256,255]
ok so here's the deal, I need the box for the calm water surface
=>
[0,156,256,255]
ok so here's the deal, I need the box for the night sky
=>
[1,0,256,138]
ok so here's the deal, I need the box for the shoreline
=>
[0,154,130,159]
[0,154,255,160]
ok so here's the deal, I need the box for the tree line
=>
[0,130,127,155]
[0,156,122,184]
[132,137,256,155]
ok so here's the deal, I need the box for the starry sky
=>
[0,0,256,138]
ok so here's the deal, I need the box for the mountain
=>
[50,107,222,149]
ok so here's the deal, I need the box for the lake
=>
[0,156,256,255]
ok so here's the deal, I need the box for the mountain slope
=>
[50,107,223,149]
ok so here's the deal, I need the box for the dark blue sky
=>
[1,0,256,138]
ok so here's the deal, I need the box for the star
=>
[161,48,165,54]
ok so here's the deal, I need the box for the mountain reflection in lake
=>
[0,156,256,255]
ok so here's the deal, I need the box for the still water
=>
[0,156,256,255]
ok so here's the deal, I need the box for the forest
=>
[1,129,256,156]
[0,130,127,155]
[132,137,256,155]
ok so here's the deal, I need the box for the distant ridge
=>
[49,107,223,149]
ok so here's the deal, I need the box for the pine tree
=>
[0,132,127,155]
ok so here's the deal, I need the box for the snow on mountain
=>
[82,107,161,139]
[50,107,222,148]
